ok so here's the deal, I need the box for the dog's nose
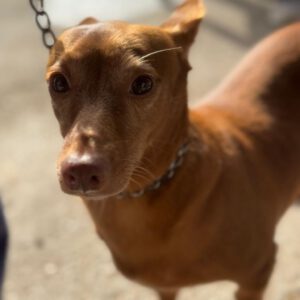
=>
[60,154,102,193]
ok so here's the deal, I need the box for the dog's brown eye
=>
[50,74,70,93]
[131,75,153,96]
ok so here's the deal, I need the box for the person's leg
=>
[0,199,8,297]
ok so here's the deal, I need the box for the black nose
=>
[61,154,102,193]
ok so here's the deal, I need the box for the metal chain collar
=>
[118,142,189,199]
[29,0,56,49]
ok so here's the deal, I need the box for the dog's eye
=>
[131,75,153,96]
[50,74,70,93]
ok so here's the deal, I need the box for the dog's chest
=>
[84,191,277,288]
[95,197,177,255]
[84,197,224,287]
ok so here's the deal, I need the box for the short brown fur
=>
[46,1,300,299]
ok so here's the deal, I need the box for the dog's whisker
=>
[119,156,157,181]
[133,166,156,181]
[139,47,182,62]
[132,170,154,184]
[128,177,144,191]
[131,173,150,185]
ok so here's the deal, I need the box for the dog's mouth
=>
[57,171,130,200]
[75,190,122,201]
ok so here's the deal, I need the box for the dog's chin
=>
[59,181,129,201]
[81,192,120,201]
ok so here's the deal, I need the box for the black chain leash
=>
[29,0,56,50]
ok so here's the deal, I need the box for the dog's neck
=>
[124,95,190,196]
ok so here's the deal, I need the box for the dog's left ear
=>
[79,17,98,25]
[161,0,205,56]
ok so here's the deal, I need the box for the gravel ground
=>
[1,0,300,300]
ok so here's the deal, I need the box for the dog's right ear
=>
[161,0,205,57]
[79,17,98,26]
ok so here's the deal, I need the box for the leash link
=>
[29,0,56,50]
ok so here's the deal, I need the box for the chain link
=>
[29,0,56,50]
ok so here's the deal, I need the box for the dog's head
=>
[46,0,205,200]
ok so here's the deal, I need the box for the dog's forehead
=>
[55,21,169,61]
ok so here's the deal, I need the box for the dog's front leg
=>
[157,290,178,300]
[235,243,277,300]
[235,287,265,300]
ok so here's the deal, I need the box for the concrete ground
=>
[0,0,300,299]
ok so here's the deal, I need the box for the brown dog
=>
[46,0,300,299]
